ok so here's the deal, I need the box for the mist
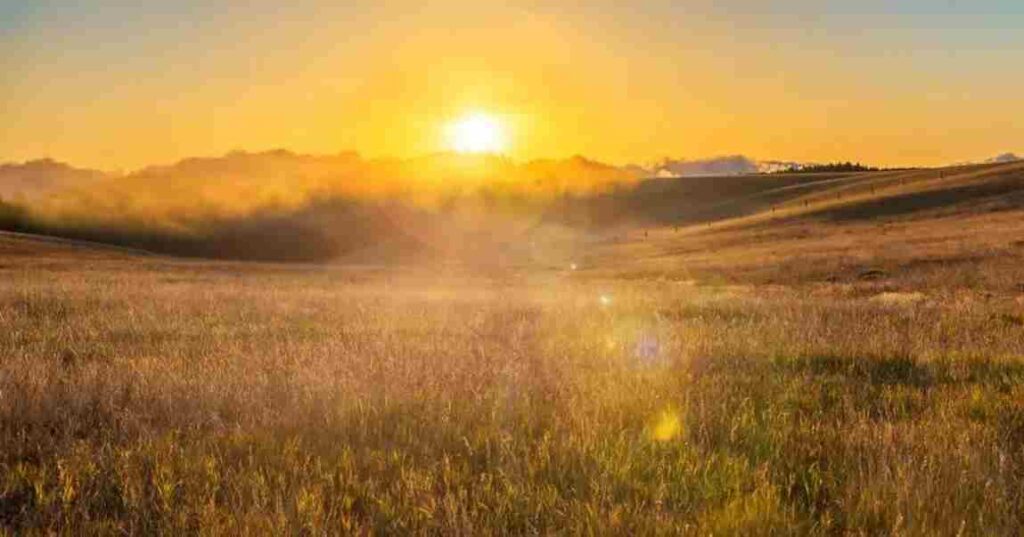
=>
[0,150,641,264]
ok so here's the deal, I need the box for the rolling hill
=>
[1,159,1022,276]
[583,161,1024,289]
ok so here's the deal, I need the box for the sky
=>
[2,0,1023,170]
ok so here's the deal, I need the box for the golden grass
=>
[3,220,1024,534]
[1,162,1024,533]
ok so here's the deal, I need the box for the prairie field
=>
[2,163,1024,534]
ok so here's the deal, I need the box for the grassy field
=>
[2,163,1024,534]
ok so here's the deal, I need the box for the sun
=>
[446,112,507,154]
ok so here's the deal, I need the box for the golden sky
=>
[2,1,1023,169]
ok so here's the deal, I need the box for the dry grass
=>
[2,163,1024,534]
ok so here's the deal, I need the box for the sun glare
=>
[447,113,506,154]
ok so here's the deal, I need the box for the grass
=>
[2,163,1024,533]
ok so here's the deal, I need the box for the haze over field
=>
[3,1,1024,534]
[0,150,1020,263]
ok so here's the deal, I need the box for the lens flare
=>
[633,332,661,365]
[650,409,683,442]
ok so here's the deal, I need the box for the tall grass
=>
[2,252,1023,533]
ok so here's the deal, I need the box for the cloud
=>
[987,153,1021,163]
[649,155,760,177]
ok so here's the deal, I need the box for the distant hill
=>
[0,150,640,263]
[3,150,1022,264]
[583,160,1024,287]
[546,160,1024,229]
[0,158,107,201]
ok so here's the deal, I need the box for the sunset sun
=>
[447,113,507,154]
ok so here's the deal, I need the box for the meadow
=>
[2,162,1024,534]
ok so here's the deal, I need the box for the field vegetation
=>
[2,162,1024,533]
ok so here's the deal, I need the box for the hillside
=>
[1,159,1022,273]
[585,161,1024,289]
[553,160,1023,228]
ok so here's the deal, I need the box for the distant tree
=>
[778,162,880,174]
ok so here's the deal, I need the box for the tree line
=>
[779,162,879,174]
